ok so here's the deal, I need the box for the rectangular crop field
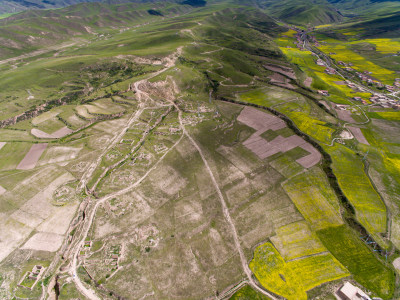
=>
[249,242,349,300]
[328,144,387,241]
[270,220,327,261]
[282,167,343,230]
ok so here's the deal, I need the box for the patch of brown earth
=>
[304,77,313,87]
[21,232,64,252]
[348,126,369,145]
[264,64,296,80]
[238,107,321,167]
[237,106,285,132]
[16,143,47,170]
[336,109,356,123]
[31,126,73,139]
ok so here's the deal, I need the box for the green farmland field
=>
[317,225,395,299]
[250,242,349,300]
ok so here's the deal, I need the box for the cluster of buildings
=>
[387,78,400,92]
[351,93,399,108]
[338,60,354,69]
[292,31,306,50]
[346,81,362,92]
[325,67,336,75]
[369,94,399,108]
[308,34,320,46]
[344,67,399,93]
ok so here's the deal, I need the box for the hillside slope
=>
[249,0,344,25]
[0,1,195,59]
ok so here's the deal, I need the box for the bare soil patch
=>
[17,143,47,170]
[319,101,331,110]
[31,126,73,139]
[334,81,346,85]
[269,73,296,89]
[37,202,79,234]
[348,126,369,145]
[0,218,31,262]
[393,257,400,272]
[304,77,313,87]
[0,185,6,195]
[296,143,322,168]
[21,232,64,252]
[238,107,321,167]
[0,142,6,150]
[38,146,82,165]
[237,106,285,132]
[264,64,296,80]
[336,109,355,123]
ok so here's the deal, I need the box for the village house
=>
[318,90,329,96]
[347,83,357,90]
[325,68,336,75]
[353,97,362,101]
[336,282,371,300]
[335,104,348,110]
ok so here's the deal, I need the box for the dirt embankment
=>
[0,93,81,129]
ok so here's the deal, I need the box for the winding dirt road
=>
[68,44,275,300]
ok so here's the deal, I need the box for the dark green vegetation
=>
[252,0,344,25]
[317,226,395,299]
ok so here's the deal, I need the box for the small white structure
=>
[337,282,371,300]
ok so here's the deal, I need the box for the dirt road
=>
[172,103,277,299]
[69,47,185,300]
[68,45,275,299]
[0,41,78,65]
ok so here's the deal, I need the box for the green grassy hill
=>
[0,1,195,59]
[258,0,343,25]
[0,0,99,14]
[327,0,400,16]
